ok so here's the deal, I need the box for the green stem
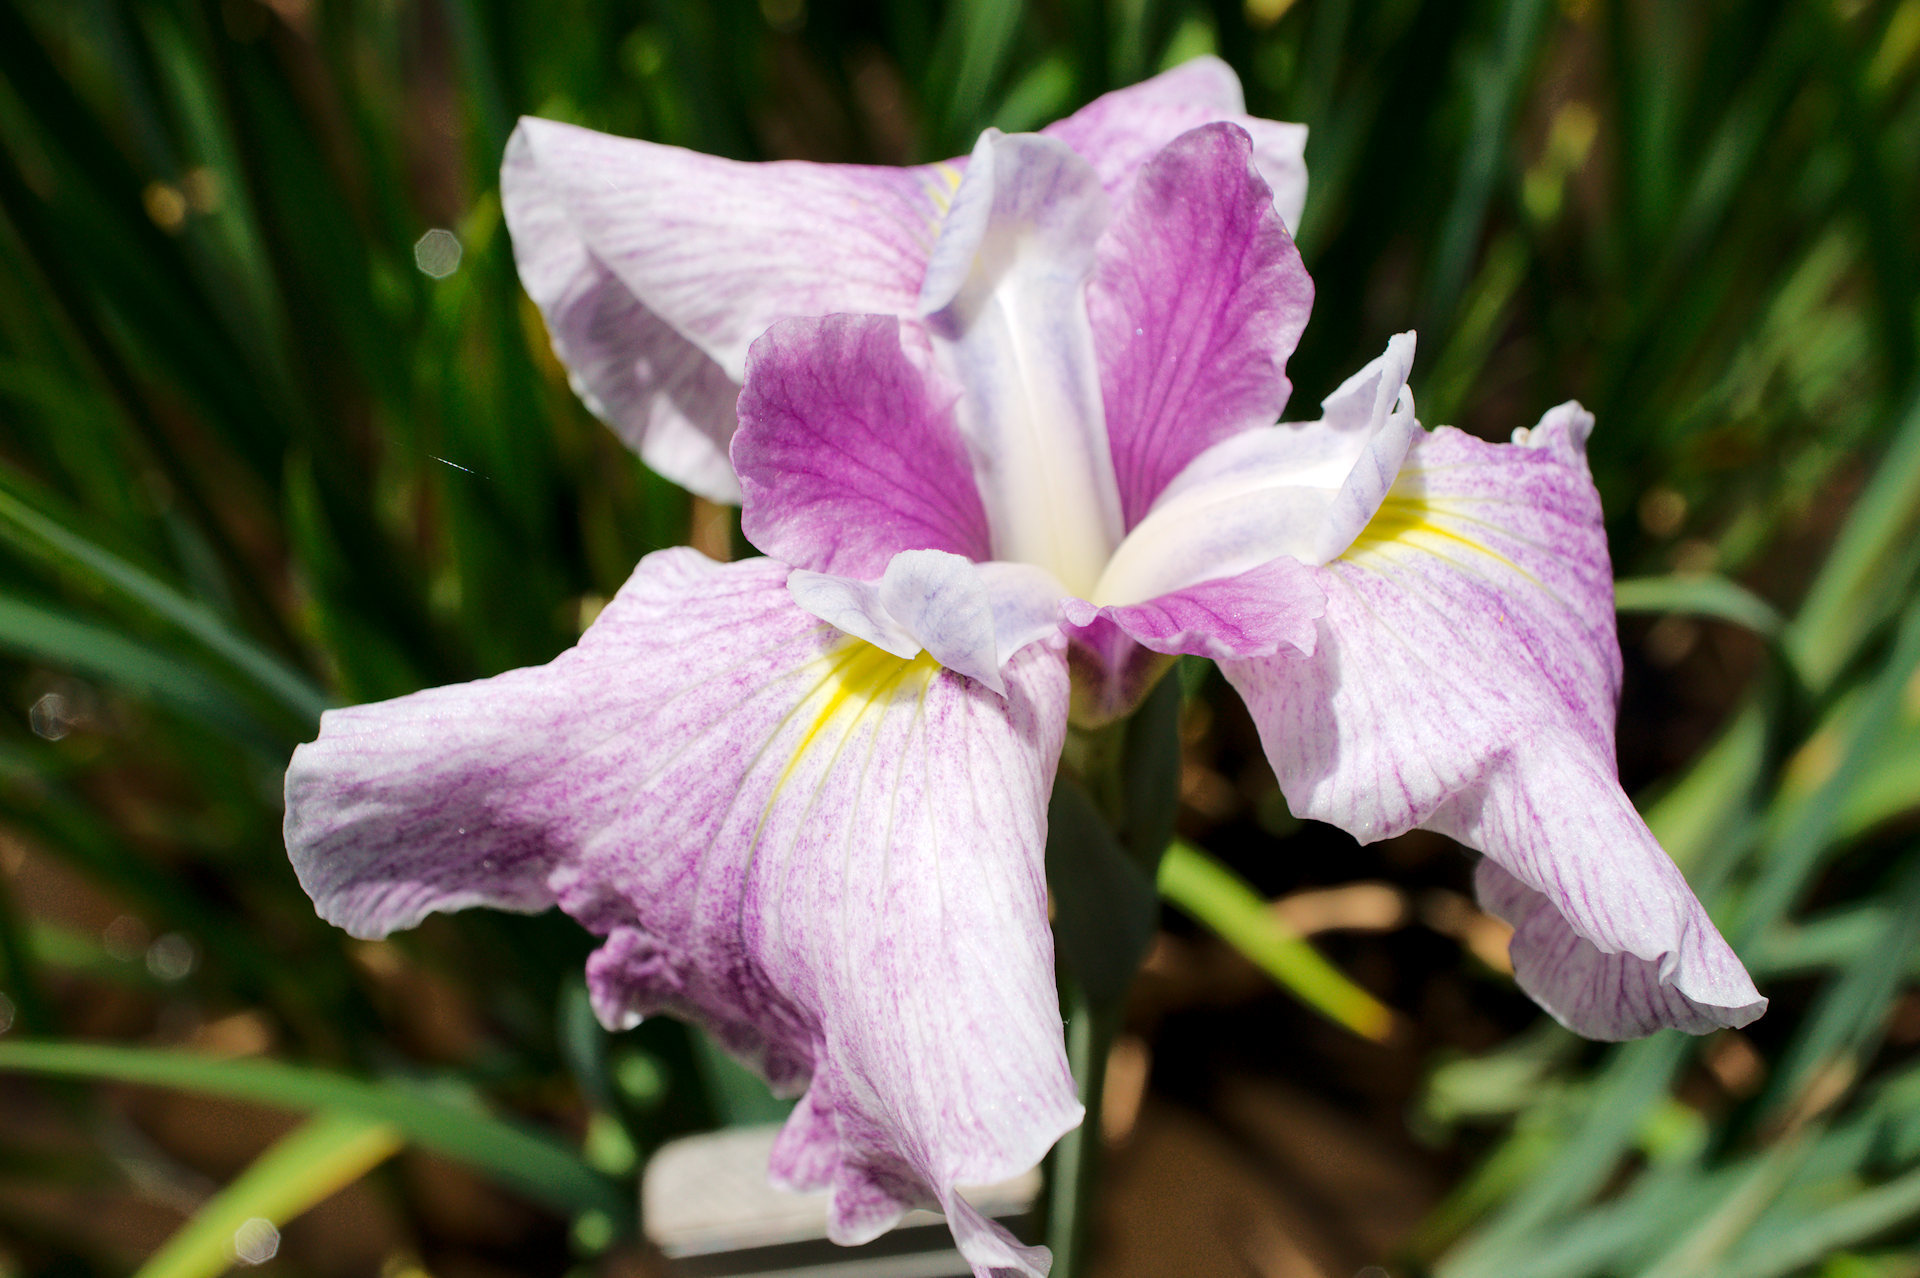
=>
[1045,978,1119,1278]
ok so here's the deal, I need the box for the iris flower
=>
[284,59,1763,1277]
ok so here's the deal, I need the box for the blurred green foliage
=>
[0,0,1915,1273]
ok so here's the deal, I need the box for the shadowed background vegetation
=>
[0,0,1917,1274]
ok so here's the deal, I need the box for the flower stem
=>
[1045,977,1119,1278]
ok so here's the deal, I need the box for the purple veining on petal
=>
[1092,335,1415,607]
[503,61,1313,511]
[287,548,1081,1276]
[1041,56,1309,231]
[1087,122,1314,528]
[736,314,991,578]
[501,127,744,502]
[1222,405,1764,1036]
[1064,557,1324,662]
[505,118,951,384]
[1475,818,1765,1039]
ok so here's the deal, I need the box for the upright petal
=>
[1042,56,1309,230]
[1092,335,1416,607]
[736,314,991,578]
[286,549,1081,1274]
[1086,123,1314,527]
[920,131,1123,597]
[1222,406,1765,1037]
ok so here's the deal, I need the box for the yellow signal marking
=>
[1349,492,1519,574]
[778,640,941,794]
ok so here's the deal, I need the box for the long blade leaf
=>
[0,1041,623,1220]
[134,1111,402,1278]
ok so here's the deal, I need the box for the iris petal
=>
[1042,55,1309,231]
[287,550,1082,1274]
[920,131,1123,596]
[1088,122,1314,527]
[1223,405,1764,1036]
[1093,334,1416,606]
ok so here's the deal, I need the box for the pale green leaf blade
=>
[135,1110,402,1278]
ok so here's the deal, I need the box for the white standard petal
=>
[919,130,1124,597]
[1091,333,1417,606]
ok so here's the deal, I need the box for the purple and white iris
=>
[283,59,1763,1278]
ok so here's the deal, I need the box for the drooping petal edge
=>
[1222,405,1764,1037]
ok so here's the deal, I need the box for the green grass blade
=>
[1791,385,1920,691]
[0,1040,624,1220]
[1759,850,1920,1121]
[927,0,1028,154]
[0,595,281,749]
[1717,1164,1920,1278]
[134,1110,403,1278]
[1158,839,1400,1042]
[1739,598,1920,945]
[1418,0,1552,327]
[1613,574,1786,641]
[0,486,327,726]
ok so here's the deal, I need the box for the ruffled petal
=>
[788,551,1069,696]
[1092,334,1416,606]
[919,130,1123,596]
[507,119,953,381]
[1086,122,1313,527]
[503,120,959,494]
[735,314,991,578]
[287,549,1081,1273]
[1221,405,1764,1037]
[1041,56,1309,231]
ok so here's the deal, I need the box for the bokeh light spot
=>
[147,933,198,982]
[28,692,72,741]
[414,228,463,279]
[232,1218,280,1265]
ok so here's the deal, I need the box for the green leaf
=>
[1717,1165,1920,1278]
[690,1026,793,1128]
[1614,574,1786,641]
[0,485,328,727]
[0,595,281,750]
[927,0,1027,153]
[134,1111,402,1278]
[1737,599,1920,945]
[1156,839,1398,1042]
[0,1041,624,1221]
[1790,385,1920,692]
[1759,851,1920,1122]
